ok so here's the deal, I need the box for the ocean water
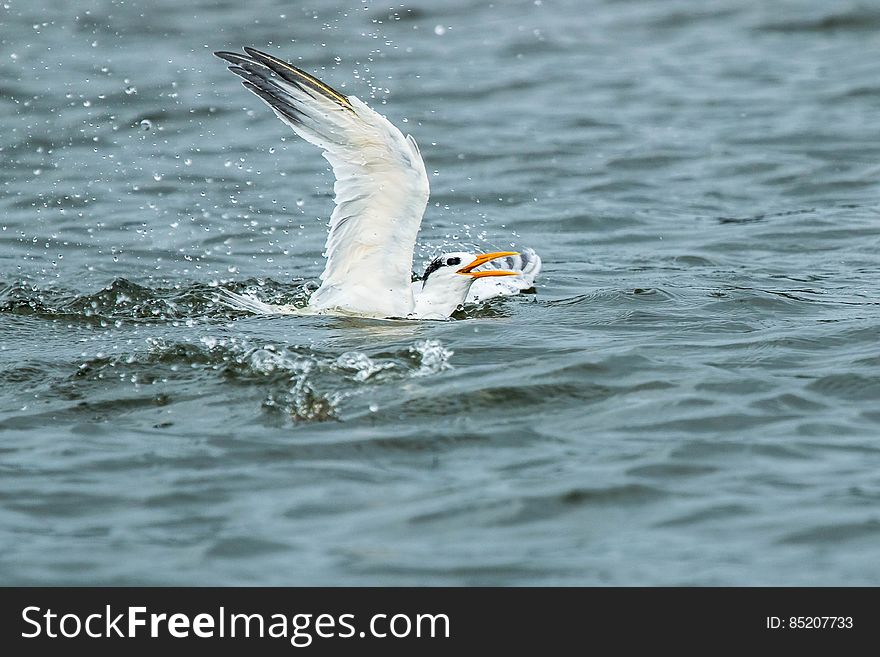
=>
[1,0,879,585]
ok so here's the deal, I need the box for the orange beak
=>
[456,251,519,278]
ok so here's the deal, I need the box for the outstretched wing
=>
[215,47,429,318]
[466,247,542,303]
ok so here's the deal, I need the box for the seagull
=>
[213,47,542,320]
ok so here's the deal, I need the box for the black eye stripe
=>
[422,258,444,280]
[422,256,463,280]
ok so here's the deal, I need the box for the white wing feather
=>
[215,288,298,315]
[215,48,429,318]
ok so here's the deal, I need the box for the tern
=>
[214,47,541,320]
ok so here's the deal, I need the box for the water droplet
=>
[296,198,305,207]
[139,119,152,131]
[124,85,137,95]
[433,25,446,35]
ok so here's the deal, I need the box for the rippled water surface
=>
[2,0,880,585]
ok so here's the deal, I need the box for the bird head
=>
[412,251,519,318]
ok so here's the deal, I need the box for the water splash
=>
[335,351,396,382]
[409,339,454,377]
[58,334,458,425]
[0,278,310,324]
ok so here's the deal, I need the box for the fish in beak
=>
[457,251,519,278]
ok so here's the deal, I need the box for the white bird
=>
[214,47,541,320]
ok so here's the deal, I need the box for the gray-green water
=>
[2,0,879,585]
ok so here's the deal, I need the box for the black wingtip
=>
[240,80,305,124]
[235,47,354,112]
[214,50,238,62]
[242,46,267,59]
[214,46,354,115]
